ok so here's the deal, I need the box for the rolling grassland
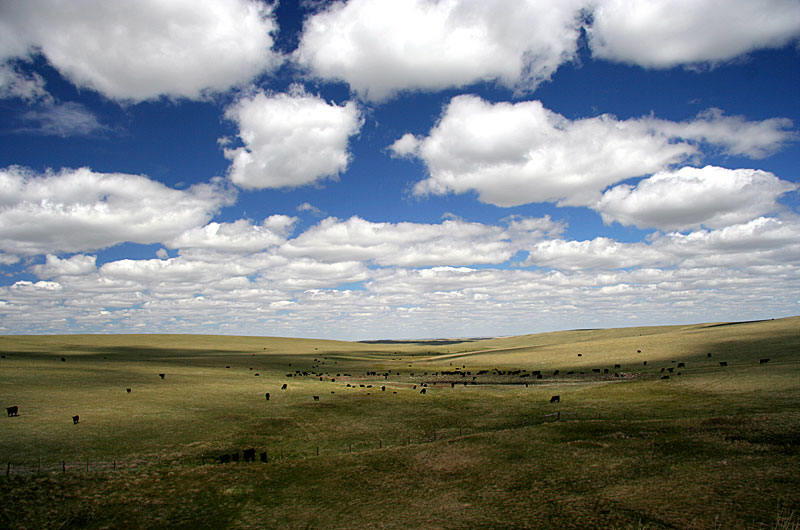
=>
[1,317,798,529]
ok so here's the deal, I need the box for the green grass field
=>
[1,317,798,529]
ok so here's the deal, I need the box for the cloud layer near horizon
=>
[0,164,797,337]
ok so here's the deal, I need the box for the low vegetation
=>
[1,317,798,529]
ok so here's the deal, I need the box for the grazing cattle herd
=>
[1,347,780,453]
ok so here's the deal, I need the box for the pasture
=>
[1,317,798,529]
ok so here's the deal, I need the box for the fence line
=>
[1,409,707,477]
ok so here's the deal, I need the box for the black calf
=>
[72,415,80,424]
[6,405,18,417]
[760,358,770,364]
[550,395,560,403]
[243,448,256,462]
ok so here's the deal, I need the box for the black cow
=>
[760,358,770,364]
[220,454,231,464]
[592,368,601,373]
[553,370,559,376]
[643,361,647,366]
[667,367,674,373]
[313,395,320,401]
[61,357,66,362]
[72,415,80,424]
[550,395,560,403]
[260,452,268,463]
[381,386,386,391]
[243,448,256,462]
[265,392,270,400]
[281,383,287,390]
[707,352,712,357]
[255,373,260,376]
[661,375,670,380]
[159,373,165,379]
[126,388,131,393]
[231,452,240,462]
[677,362,685,368]
[6,405,18,417]
[420,388,426,394]
[719,361,728,367]
[614,364,621,369]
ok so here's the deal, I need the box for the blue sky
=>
[0,0,798,339]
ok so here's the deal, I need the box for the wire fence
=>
[2,408,682,477]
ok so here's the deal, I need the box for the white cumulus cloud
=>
[295,0,585,101]
[394,95,795,207]
[596,166,799,231]
[31,254,97,279]
[0,0,282,101]
[587,0,800,68]
[165,216,296,253]
[0,166,235,255]
[223,86,363,189]
[280,215,563,267]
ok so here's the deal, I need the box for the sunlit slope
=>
[414,316,799,370]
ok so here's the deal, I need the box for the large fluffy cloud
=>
[222,86,363,189]
[295,0,585,101]
[595,166,799,231]
[587,0,800,68]
[0,0,281,101]
[392,95,795,207]
[295,0,800,101]
[280,215,564,267]
[0,167,235,255]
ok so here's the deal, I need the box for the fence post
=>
[62,461,66,473]
[349,444,352,453]
[6,462,9,476]
[379,439,382,449]
[316,446,319,457]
